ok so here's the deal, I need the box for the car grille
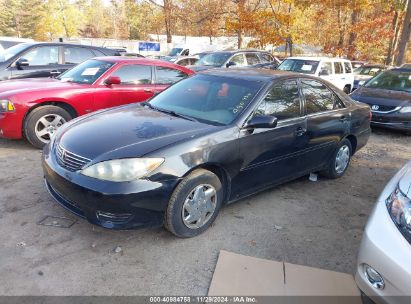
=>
[370,104,399,113]
[56,144,91,172]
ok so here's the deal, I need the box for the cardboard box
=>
[208,250,361,303]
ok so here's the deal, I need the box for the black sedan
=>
[0,42,120,81]
[350,68,411,132]
[42,69,371,237]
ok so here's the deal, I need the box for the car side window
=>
[334,61,344,74]
[301,79,344,114]
[259,53,274,63]
[344,62,352,73]
[19,46,59,66]
[155,66,187,85]
[245,53,260,65]
[230,54,246,66]
[254,80,301,120]
[111,65,152,85]
[321,62,333,75]
[64,47,95,64]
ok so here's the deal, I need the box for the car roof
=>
[359,64,386,68]
[94,56,194,70]
[17,42,112,50]
[208,49,271,55]
[199,68,303,82]
[389,68,411,73]
[286,56,351,62]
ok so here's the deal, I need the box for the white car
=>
[355,161,411,304]
[277,56,354,93]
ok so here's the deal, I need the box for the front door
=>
[93,64,156,110]
[231,79,309,199]
[299,78,350,172]
[9,45,61,79]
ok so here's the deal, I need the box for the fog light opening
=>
[364,264,385,290]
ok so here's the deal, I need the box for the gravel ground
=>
[0,128,410,296]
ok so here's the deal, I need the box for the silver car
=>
[355,160,411,304]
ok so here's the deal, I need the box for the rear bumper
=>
[0,112,23,139]
[42,146,180,229]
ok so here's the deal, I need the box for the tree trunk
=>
[396,0,411,65]
[164,0,172,43]
[386,9,400,65]
[348,8,359,59]
[237,30,243,49]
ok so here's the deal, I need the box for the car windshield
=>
[277,59,319,74]
[168,48,183,56]
[0,43,30,62]
[365,70,411,92]
[57,59,114,84]
[354,66,384,76]
[196,53,231,67]
[149,74,263,125]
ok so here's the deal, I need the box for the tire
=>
[343,85,351,94]
[321,138,352,179]
[24,105,72,149]
[165,169,223,238]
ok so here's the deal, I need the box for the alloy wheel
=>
[182,184,217,229]
[34,114,66,143]
[335,145,350,174]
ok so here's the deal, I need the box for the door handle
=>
[295,127,306,137]
[50,70,61,75]
[339,115,348,122]
[144,88,153,93]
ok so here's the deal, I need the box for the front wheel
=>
[321,139,352,179]
[165,169,223,238]
[24,105,72,149]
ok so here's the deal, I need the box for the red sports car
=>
[0,57,194,148]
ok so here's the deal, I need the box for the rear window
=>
[278,59,319,74]
[344,62,352,73]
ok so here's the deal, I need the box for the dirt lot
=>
[0,128,410,296]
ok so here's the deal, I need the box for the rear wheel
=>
[24,106,72,149]
[165,169,223,238]
[321,138,352,179]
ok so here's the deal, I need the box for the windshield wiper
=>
[141,102,198,122]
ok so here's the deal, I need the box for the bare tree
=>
[396,0,411,65]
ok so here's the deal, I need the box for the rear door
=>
[299,78,350,172]
[232,79,309,199]
[59,46,98,76]
[93,63,156,110]
[154,65,190,92]
[9,45,61,79]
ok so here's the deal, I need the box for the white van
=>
[277,57,354,93]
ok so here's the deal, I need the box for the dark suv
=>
[0,42,120,81]
[188,50,280,72]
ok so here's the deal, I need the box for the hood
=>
[57,105,216,162]
[0,78,85,96]
[399,162,411,198]
[187,65,219,72]
[350,86,411,107]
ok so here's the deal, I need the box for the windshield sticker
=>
[81,67,100,76]
[301,65,312,71]
[233,93,253,114]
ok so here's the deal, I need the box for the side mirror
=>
[319,69,329,76]
[226,61,237,68]
[16,58,29,68]
[245,115,278,129]
[104,76,121,85]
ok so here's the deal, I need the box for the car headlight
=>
[81,158,164,182]
[386,185,411,243]
[0,100,15,112]
[399,106,411,113]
